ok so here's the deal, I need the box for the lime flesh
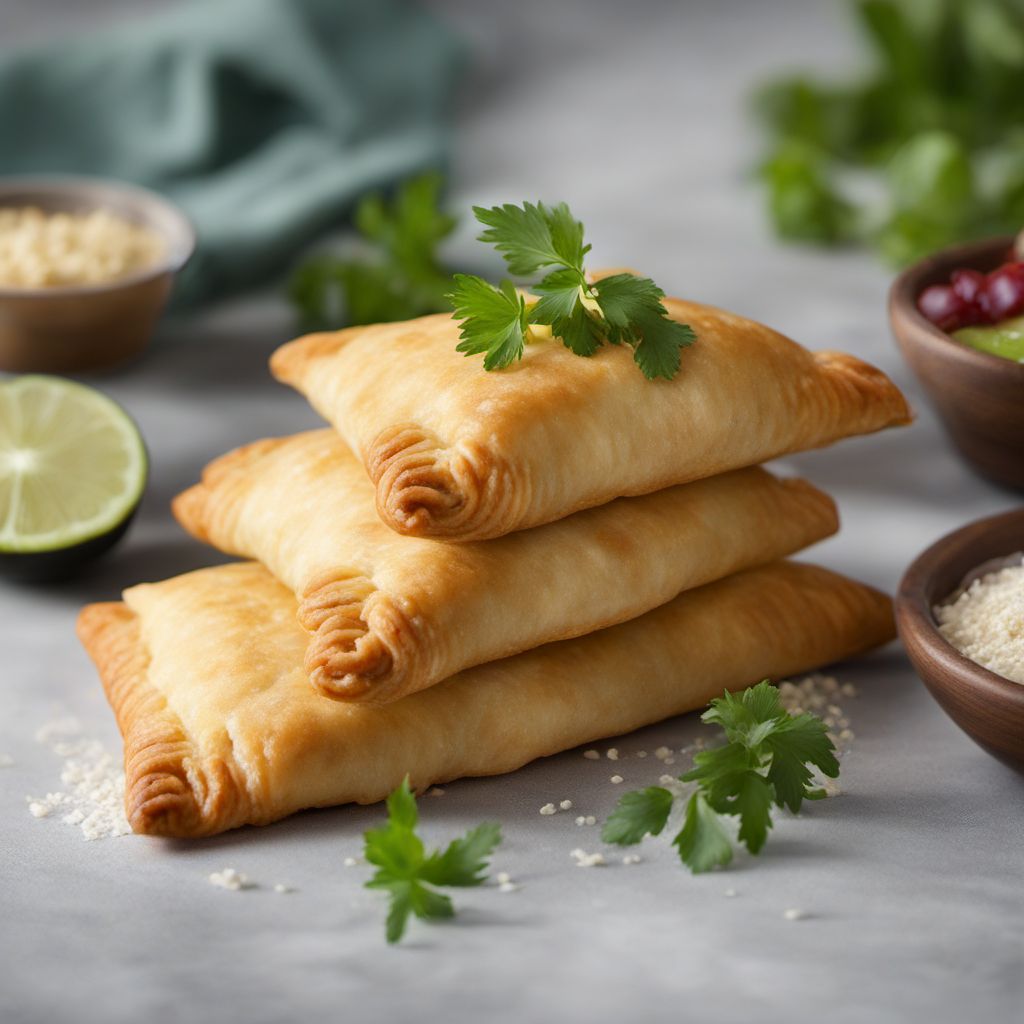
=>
[0,376,147,555]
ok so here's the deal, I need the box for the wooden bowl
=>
[896,508,1024,771]
[889,236,1024,491]
[0,177,195,374]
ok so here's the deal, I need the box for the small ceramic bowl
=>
[0,177,195,374]
[889,236,1024,491]
[896,508,1024,772]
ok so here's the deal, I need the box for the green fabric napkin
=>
[0,0,465,305]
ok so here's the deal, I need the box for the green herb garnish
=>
[602,681,839,873]
[754,0,1024,265]
[449,201,696,380]
[364,777,501,943]
[290,172,456,329]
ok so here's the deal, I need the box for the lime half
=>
[0,376,147,578]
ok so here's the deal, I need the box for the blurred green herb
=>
[602,681,839,873]
[755,0,1024,264]
[290,173,456,328]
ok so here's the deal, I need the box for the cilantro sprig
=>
[364,777,502,943]
[602,681,839,873]
[290,173,456,329]
[449,201,696,380]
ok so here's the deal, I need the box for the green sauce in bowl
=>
[953,316,1024,362]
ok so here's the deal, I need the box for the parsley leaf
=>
[475,201,588,276]
[603,680,841,874]
[601,786,674,846]
[451,201,696,380]
[290,172,456,329]
[449,275,529,371]
[363,777,501,944]
[673,793,734,874]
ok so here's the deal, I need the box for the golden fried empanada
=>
[270,296,911,541]
[77,560,894,838]
[173,430,838,703]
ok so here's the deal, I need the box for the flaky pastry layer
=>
[78,560,894,838]
[173,430,838,704]
[270,292,911,541]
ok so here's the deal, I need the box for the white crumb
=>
[783,907,809,921]
[273,883,294,894]
[499,881,522,893]
[208,868,253,891]
[724,888,738,898]
[636,751,648,758]
[583,750,600,760]
[606,748,619,761]
[654,746,673,761]
[559,799,573,810]
[622,854,642,865]
[539,803,557,815]
[27,717,130,840]
[571,848,607,867]
[0,754,14,768]
[610,775,624,785]
[427,787,446,797]
[343,857,359,868]
[585,816,596,826]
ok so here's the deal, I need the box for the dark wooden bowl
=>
[0,177,195,374]
[889,236,1024,491]
[896,508,1024,771]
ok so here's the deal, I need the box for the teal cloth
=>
[0,0,465,304]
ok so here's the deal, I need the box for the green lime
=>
[0,375,147,581]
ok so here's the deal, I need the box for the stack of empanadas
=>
[78,291,911,838]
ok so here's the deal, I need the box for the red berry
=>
[983,262,1024,322]
[918,284,965,331]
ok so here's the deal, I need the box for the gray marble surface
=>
[1,2,1022,1022]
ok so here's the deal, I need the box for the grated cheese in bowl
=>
[934,555,1024,684]
[0,206,166,289]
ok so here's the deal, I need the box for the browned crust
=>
[76,603,247,838]
[297,572,420,704]
[812,350,914,429]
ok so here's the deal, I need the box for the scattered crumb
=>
[606,748,619,761]
[585,816,596,826]
[0,754,14,768]
[427,787,445,797]
[539,803,557,815]
[583,750,600,760]
[273,883,294,894]
[27,717,130,840]
[654,746,673,761]
[208,868,253,891]
[783,907,809,921]
[571,848,607,868]
[622,854,642,865]
[610,775,624,785]
[496,871,512,885]
[636,751,648,759]
[499,881,522,893]
[574,815,586,826]
[343,857,359,868]
[559,799,573,811]
[724,889,737,898]
[659,774,676,786]
[662,757,676,766]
